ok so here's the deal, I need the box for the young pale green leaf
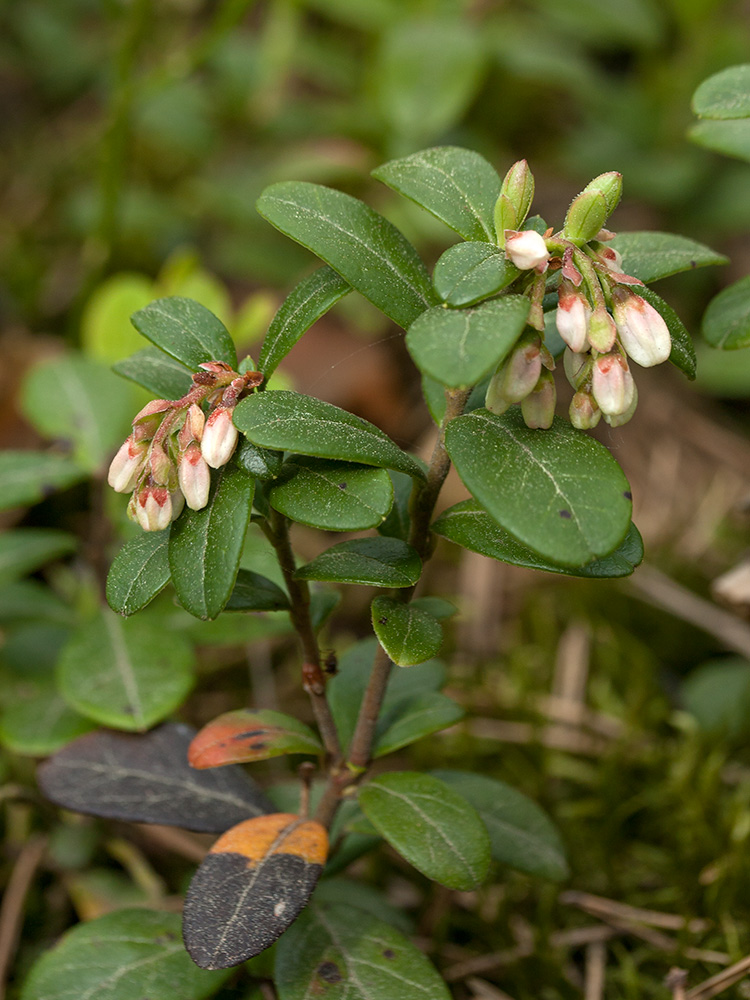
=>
[235,439,284,480]
[20,909,230,1000]
[269,459,394,531]
[406,296,529,389]
[371,596,442,666]
[0,452,85,512]
[234,391,424,479]
[256,182,435,329]
[682,657,750,737]
[188,708,322,767]
[225,569,290,612]
[297,537,421,588]
[328,639,446,752]
[0,684,94,756]
[373,692,464,757]
[689,119,750,162]
[637,286,697,378]
[0,529,76,586]
[131,297,237,369]
[169,463,254,620]
[112,346,193,399]
[56,607,195,730]
[358,772,490,890]
[692,64,750,120]
[609,231,728,284]
[259,266,351,378]
[433,501,643,578]
[433,242,519,307]
[275,900,451,1000]
[21,354,133,472]
[37,723,274,831]
[372,146,500,242]
[702,275,750,349]
[106,530,171,616]
[433,770,569,880]
[445,409,632,567]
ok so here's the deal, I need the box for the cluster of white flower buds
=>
[486,161,672,430]
[108,361,262,531]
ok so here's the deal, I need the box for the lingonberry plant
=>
[23,146,727,999]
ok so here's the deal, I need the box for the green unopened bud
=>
[563,348,592,390]
[583,171,622,216]
[495,160,534,245]
[521,369,556,429]
[563,189,608,245]
[569,390,601,430]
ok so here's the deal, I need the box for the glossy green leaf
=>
[188,708,322,767]
[234,391,424,479]
[21,354,133,472]
[406,296,529,389]
[296,538,421,588]
[112,346,193,399]
[169,463,254,620]
[372,146,500,242]
[312,878,414,934]
[689,118,750,162]
[56,607,195,730]
[374,692,464,757]
[275,900,450,1000]
[106,530,171,616]
[0,529,76,586]
[433,242,519,307]
[358,772,490,890]
[269,459,394,531]
[692,64,750,120]
[433,500,643,578]
[433,770,569,880]
[20,908,230,1000]
[0,684,94,756]
[702,275,750,349]
[609,231,728,284]
[0,452,85,511]
[327,639,446,753]
[131,296,237,369]
[638,286,696,378]
[377,469,414,541]
[256,182,434,329]
[235,439,284,481]
[259,266,351,378]
[225,569,290,612]
[445,409,632,567]
[371,597,442,666]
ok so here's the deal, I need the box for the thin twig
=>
[0,835,47,1000]
[584,941,607,1000]
[686,954,750,999]
[560,890,710,934]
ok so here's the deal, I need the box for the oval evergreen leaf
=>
[270,459,394,531]
[0,452,85,512]
[371,597,442,666]
[256,182,435,329]
[374,692,464,758]
[638,285,697,378]
[702,275,750,349]
[112,346,194,399]
[225,568,290,612]
[297,538,421,588]
[406,296,529,389]
[445,409,632,567]
[20,909,230,1000]
[188,709,322,767]
[234,391,424,479]
[169,463,254,620]
[275,900,451,1000]
[433,241,519,307]
[358,772,490,890]
[131,297,237,369]
[433,500,643,578]
[609,231,727,283]
[689,117,750,162]
[106,530,171,616]
[259,266,351,378]
[183,813,328,969]
[692,64,750,119]
[56,608,195,731]
[372,146,500,242]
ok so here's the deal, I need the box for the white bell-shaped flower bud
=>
[135,485,172,531]
[521,370,556,429]
[556,280,591,354]
[504,230,550,271]
[179,442,211,510]
[611,287,671,367]
[107,436,148,493]
[591,353,635,416]
[569,390,601,430]
[201,407,239,469]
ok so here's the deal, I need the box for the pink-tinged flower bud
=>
[603,382,638,427]
[198,361,234,374]
[569,390,601,430]
[521,370,556,430]
[179,443,211,510]
[591,353,635,416]
[497,337,543,403]
[598,245,624,274]
[611,287,671,368]
[587,307,617,353]
[504,230,550,271]
[201,407,239,469]
[556,280,592,353]
[131,399,172,443]
[178,404,206,450]
[108,436,148,493]
[135,485,172,532]
[484,372,513,415]
[563,348,592,390]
